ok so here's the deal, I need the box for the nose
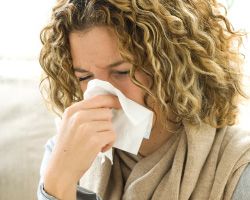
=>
[94,73,110,82]
[93,71,119,89]
[91,67,111,82]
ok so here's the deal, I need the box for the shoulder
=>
[217,125,250,169]
[224,125,250,138]
[232,164,250,200]
[222,125,250,199]
[219,125,250,153]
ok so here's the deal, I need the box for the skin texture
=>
[43,26,173,200]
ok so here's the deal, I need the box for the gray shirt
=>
[37,137,250,200]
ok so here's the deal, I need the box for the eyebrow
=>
[73,60,126,73]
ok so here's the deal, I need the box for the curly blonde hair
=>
[39,0,247,128]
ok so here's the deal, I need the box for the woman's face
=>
[69,26,149,106]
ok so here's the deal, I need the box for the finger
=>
[101,142,114,153]
[94,131,116,152]
[64,95,121,118]
[83,95,121,109]
[70,108,113,125]
[78,121,114,133]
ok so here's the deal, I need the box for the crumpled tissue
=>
[83,79,153,164]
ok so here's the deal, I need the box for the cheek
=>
[117,81,144,105]
[117,72,149,106]
[80,84,87,93]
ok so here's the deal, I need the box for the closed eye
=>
[114,70,130,75]
[78,75,93,82]
[78,70,130,82]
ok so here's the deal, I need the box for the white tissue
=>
[84,79,153,164]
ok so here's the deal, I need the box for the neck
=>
[138,117,178,157]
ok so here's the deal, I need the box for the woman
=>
[37,0,250,199]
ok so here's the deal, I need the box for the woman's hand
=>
[43,95,121,200]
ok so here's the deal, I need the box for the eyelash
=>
[78,70,130,82]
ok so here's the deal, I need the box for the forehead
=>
[69,26,123,69]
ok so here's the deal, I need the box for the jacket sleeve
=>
[37,137,102,200]
[232,163,250,200]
